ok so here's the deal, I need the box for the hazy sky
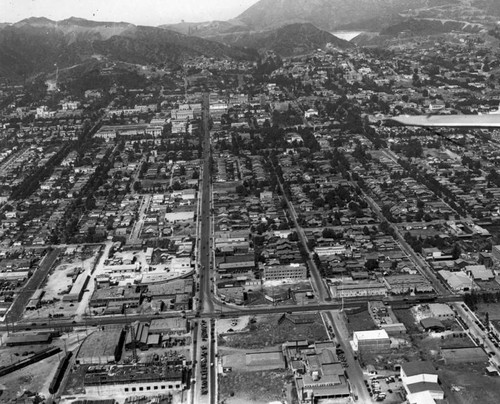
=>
[0,0,260,26]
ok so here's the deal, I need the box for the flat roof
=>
[353,329,389,340]
[389,114,500,128]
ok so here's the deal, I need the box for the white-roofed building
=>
[465,265,495,281]
[352,329,390,354]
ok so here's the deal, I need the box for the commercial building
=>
[352,330,390,354]
[263,263,307,281]
[330,281,386,299]
[149,318,188,335]
[285,340,350,404]
[428,303,454,320]
[384,274,434,294]
[89,286,142,308]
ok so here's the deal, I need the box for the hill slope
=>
[234,0,458,31]
[206,23,353,56]
[0,18,257,80]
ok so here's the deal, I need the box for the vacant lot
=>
[347,309,377,334]
[219,313,328,349]
[440,362,500,404]
[0,348,60,402]
[476,302,500,321]
[393,308,421,333]
[416,333,475,361]
[219,369,294,404]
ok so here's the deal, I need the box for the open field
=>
[439,362,500,404]
[219,313,328,349]
[219,369,294,404]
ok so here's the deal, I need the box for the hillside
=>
[0,18,257,80]
[380,18,483,37]
[206,23,353,56]
[233,0,458,31]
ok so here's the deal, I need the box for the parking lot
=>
[364,374,405,402]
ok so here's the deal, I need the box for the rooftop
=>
[401,361,437,377]
[353,329,390,340]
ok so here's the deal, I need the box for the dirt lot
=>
[0,347,60,402]
[439,362,500,404]
[22,250,101,321]
[218,313,328,349]
[219,369,294,404]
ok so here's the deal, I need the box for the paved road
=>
[5,248,61,323]
[325,310,372,403]
[199,93,214,317]
[273,162,331,303]
[359,187,449,295]
[2,294,463,332]
[197,92,217,404]
[128,194,151,243]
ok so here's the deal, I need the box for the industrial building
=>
[77,327,124,365]
[4,332,52,346]
[125,321,150,350]
[63,273,90,302]
[26,289,45,310]
[352,330,391,354]
[83,363,187,397]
